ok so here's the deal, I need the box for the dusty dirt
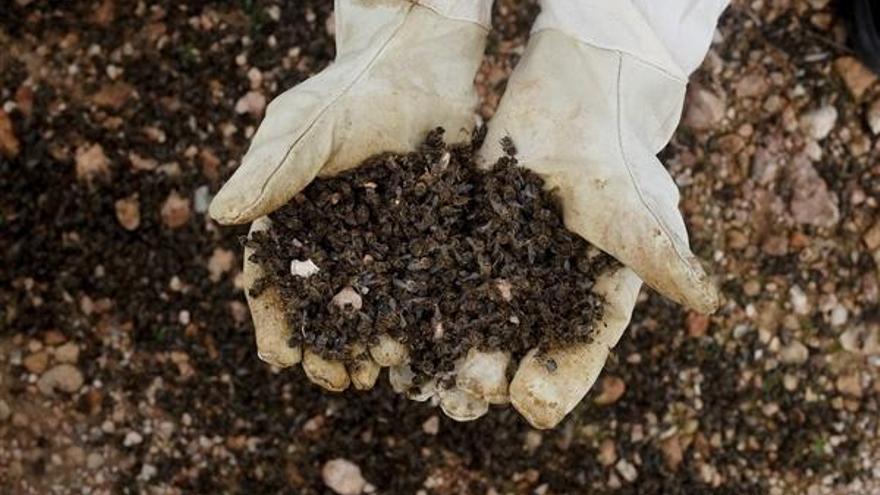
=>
[248,128,615,378]
[2,1,880,494]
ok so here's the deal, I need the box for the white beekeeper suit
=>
[210,0,729,429]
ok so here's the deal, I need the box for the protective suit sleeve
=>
[535,0,730,77]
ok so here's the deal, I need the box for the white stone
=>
[494,279,513,302]
[800,105,838,140]
[123,431,144,447]
[422,415,439,435]
[830,305,848,326]
[193,185,211,214]
[615,459,638,483]
[234,91,266,116]
[138,463,157,481]
[86,452,104,470]
[868,99,880,135]
[290,259,320,278]
[789,285,810,315]
[840,326,880,355]
[322,458,366,495]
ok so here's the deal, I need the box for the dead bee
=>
[501,135,517,157]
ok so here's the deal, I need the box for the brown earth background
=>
[2,0,880,494]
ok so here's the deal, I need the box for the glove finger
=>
[438,387,490,422]
[388,364,437,402]
[348,344,381,390]
[510,267,642,429]
[245,217,302,368]
[209,75,341,225]
[555,157,716,314]
[369,333,408,367]
[455,348,511,404]
[302,349,351,392]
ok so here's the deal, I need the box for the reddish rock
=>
[207,248,235,282]
[24,351,48,374]
[762,235,789,256]
[91,0,116,26]
[129,152,158,171]
[788,155,839,228]
[115,195,141,231]
[834,56,877,99]
[734,72,769,99]
[161,191,192,229]
[593,375,626,405]
[683,86,726,130]
[864,222,880,251]
[92,82,134,110]
[687,312,710,337]
[661,435,684,472]
[199,148,221,181]
[15,85,34,118]
[75,143,111,183]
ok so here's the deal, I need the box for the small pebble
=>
[322,458,366,495]
[193,185,211,214]
[161,191,192,229]
[597,439,617,467]
[836,374,863,398]
[114,195,141,231]
[23,351,48,374]
[235,90,267,116]
[37,364,84,395]
[331,287,363,311]
[123,431,144,447]
[75,143,110,183]
[139,463,158,481]
[54,342,80,364]
[615,459,638,483]
[87,452,104,470]
[799,105,837,140]
[593,376,626,405]
[208,248,235,282]
[779,340,809,365]
[422,415,439,435]
[0,400,10,422]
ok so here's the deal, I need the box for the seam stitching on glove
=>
[613,53,693,273]
[415,0,492,30]
[246,6,417,222]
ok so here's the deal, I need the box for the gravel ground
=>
[2,0,879,494]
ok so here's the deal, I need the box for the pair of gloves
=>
[210,0,727,429]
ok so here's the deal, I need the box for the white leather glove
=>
[213,0,729,428]
[210,0,493,402]
[471,0,728,428]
